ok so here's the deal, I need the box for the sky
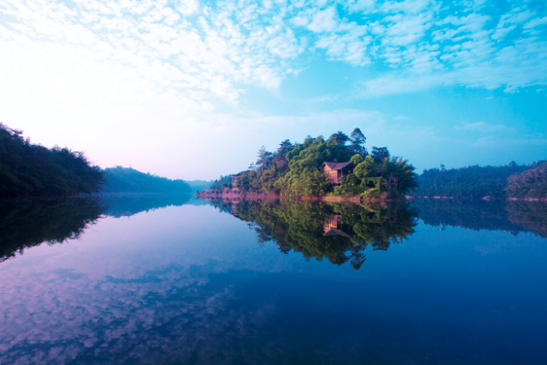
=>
[0,0,546,180]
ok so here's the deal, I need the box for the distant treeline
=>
[414,161,547,199]
[0,123,105,197]
[185,180,213,192]
[101,167,192,193]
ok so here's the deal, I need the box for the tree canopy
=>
[0,123,105,197]
[210,129,417,199]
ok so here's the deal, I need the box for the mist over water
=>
[0,195,545,364]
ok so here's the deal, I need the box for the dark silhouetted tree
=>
[349,128,367,156]
[328,131,350,146]
[371,147,390,163]
[256,146,274,170]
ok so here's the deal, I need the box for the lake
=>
[0,195,545,364]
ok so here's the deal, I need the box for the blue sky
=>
[0,0,545,180]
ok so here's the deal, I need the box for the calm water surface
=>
[0,196,545,365]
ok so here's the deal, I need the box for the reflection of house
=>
[321,162,355,185]
[323,214,352,238]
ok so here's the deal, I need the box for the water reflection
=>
[99,192,193,218]
[0,194,195,262]
[1,196,545,265]
[0,196,545,364]
[0,198,104,262]
[207,199,418,269]
[412,199,547,238]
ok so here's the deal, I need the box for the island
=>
[198,129,418,202]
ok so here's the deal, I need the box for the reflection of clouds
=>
[0,276,278,364]
[0,205,294,364]
[0,249,283,365]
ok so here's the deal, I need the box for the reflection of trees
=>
[0,194,195,263]
[0,198,104,262]
[413,199,547,238]
[211,199,417,269]
[99,193,192,217]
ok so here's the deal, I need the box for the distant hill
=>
[186,180,213,192]
[101,167,192,193]
[0,123,105,197]
[414,161,547,199]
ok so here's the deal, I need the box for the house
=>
[323,214,352,238]
[321,161,355,185]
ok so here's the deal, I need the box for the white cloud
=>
[307,7,338,33]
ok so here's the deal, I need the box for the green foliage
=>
[0,123,106,197]
[415,161,545,199]
[380,157,418,194]
[209,175,233,191]
[102,167,192,193]
[354,156,378,179]
[350,154,364,165]
[217,130,416,199]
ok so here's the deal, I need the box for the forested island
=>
[415,161,547,200]
[202,129,417,201]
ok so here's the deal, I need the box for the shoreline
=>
[409,195,547,202]
[195,190,402,204]
[196,190,547,203]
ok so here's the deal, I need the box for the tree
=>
[328,131,350,146]
[349,128,367,156]
[275,139,294,171]
[354,156,379,179]
[256,146,274,170]
[277,139,294,157]
[350,154,364,165]
[371,147,390,163]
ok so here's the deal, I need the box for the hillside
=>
[0,123,105,197]
[101,167,192,193]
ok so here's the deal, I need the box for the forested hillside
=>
[506,162,547,199]
[0,123,105,197]
[415,161,547,199]
[102,167,192,193]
